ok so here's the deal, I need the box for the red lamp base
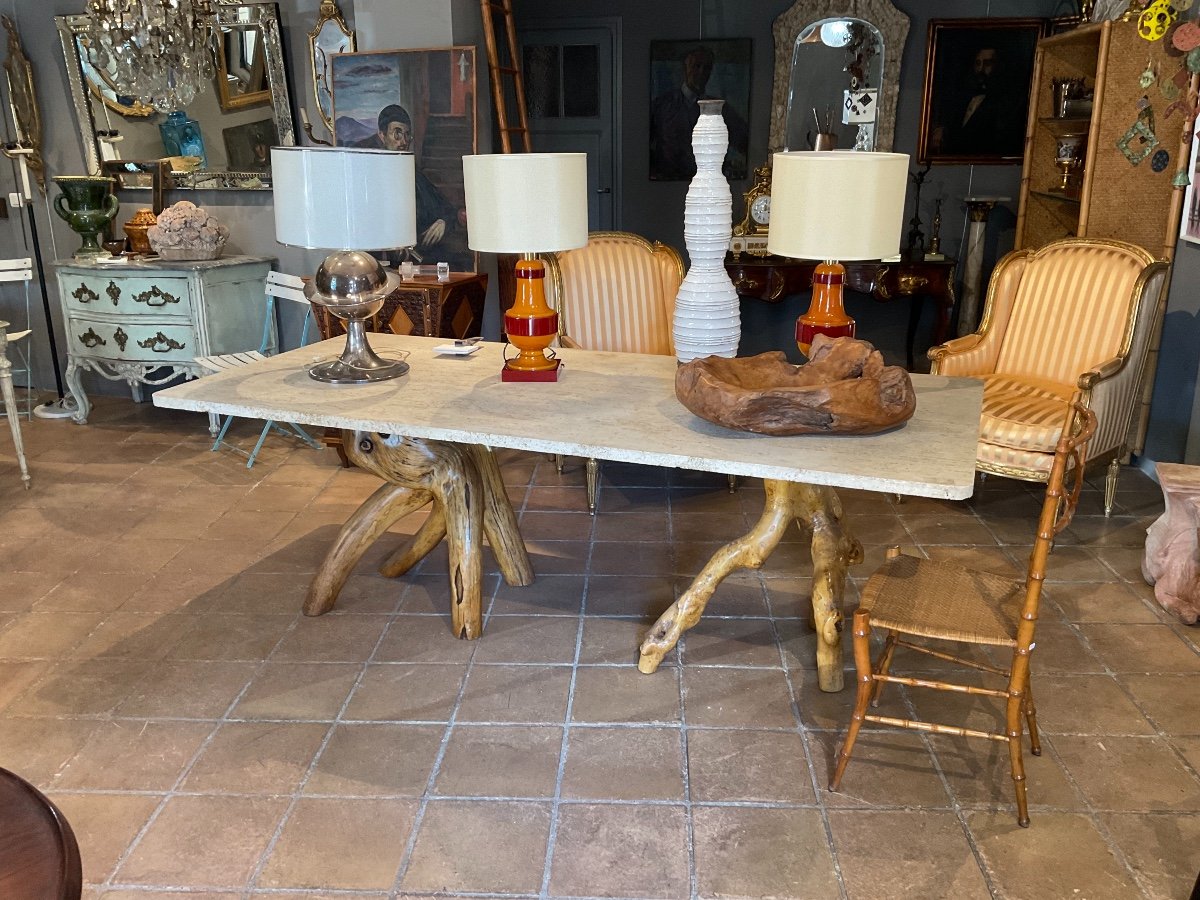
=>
[796,319,855,357]
[501,360,562,382]
[796,261,855,357]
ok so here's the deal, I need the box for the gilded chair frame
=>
[928,237,1169,514]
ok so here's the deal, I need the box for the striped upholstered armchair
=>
[541,231,685,510]
[928,238,1170,516]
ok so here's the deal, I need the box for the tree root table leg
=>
[304,432,533,640]
[638,479,862,691]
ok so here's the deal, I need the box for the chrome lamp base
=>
[308,319,409,384]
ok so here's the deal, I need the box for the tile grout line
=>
[243,596,409,894]
[94,610,304,894]
[536,455,597,899]
[666,484,700,900]
[384,449,537,896]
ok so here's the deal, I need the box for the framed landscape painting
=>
[331,47,477,271]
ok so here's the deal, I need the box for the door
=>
[519,22,619,231]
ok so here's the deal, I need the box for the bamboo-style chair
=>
[829,395,1096,828]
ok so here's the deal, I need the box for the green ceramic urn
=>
[52,176,119,258]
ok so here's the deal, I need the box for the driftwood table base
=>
[639,479,863,691]
[304,431,533,638]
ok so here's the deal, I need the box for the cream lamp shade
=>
[463,153,589,254]
[767,151,909,261]
[271,146,417,250]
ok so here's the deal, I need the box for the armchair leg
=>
[1104,458,1120,517]
[586,458,600,514]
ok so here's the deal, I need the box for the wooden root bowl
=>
[675,335,917,435]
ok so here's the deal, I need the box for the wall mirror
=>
[308,0,355,136]
[56,2,296,191]
[769,0,909,153]
[216,17,270,111]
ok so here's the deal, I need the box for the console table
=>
[154,335,982,692]
[53,255,272,427]
[725,254,958,370]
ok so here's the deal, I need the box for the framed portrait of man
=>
[917,19,1046,165]
[331,47,477,272]
[649,38,751,182]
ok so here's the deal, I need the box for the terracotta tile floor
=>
[2,398,1199,899]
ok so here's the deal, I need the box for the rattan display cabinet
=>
[1015,19,1195,259]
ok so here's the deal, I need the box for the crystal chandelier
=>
[83,0,217,113]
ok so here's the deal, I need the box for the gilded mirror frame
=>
[308,0,355,135]
[769,0,909,152]
[55,2,296,190]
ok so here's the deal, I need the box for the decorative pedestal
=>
[958,197,1008,337]
[1143,462,1200,624]
[673,99,740,362]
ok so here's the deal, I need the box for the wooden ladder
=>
[479,0,532,153]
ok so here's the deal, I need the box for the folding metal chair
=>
[194,271,322,467]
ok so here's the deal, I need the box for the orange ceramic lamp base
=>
[796,260,855,356]
[503,258,560,378]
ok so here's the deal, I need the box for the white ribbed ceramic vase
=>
[673,99,741,363]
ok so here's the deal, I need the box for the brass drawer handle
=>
[137,331,186,353]
[896,274,929,294]
[114,327,129,352]
[106,281,120,305]
[133,285,181,307]
[78,327,107,349]
[71,282,98,304]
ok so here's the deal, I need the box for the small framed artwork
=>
[1181,133,1200,245]
[222,118,277,173]
[649,38,751,182]
[331,47,478,273]
[917,18,1046,165]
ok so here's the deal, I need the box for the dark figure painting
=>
[649,39,751,181]
[918,19,1044,165]
[332,47,477,270]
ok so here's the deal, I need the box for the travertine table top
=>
[154,335,983,500]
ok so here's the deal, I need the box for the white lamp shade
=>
[767,151,909,261]
[463,153,588,253]
[271,146,416,250]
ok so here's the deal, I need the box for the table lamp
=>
[462,153,587,381]
[272,146,416,383]
[767,150,908,356]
